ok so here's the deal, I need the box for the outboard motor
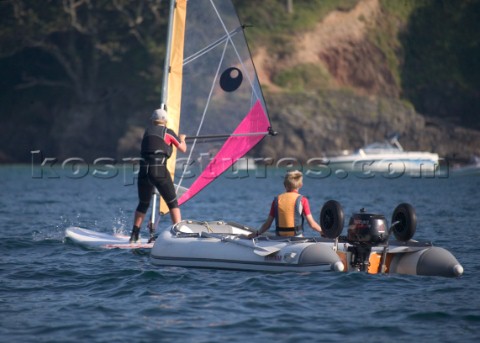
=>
[347,208,388,271]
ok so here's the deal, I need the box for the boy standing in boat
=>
[129,107,187,243]
[250,170,323,238]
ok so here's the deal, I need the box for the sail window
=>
[220,67,243,92]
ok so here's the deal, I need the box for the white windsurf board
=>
[65,226,153,249]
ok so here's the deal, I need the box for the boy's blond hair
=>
[284,170,303,191]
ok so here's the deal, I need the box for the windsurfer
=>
[130,108,187,243]
[248,170,323,238]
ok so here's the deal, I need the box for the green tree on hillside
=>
[0,0,167,160]
[0,0,166,103]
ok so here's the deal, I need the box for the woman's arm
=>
[177,134,187,153]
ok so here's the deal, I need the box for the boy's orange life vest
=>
[274,192,304,236]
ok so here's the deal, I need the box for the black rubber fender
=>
[391,203,417,241]
[320,200,344,239]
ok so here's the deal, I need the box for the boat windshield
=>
[361,142,402,153]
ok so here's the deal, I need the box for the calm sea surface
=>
[1,165,479,342]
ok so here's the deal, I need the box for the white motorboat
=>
[324,135,440,177]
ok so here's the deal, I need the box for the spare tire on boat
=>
[391,203,417,242]
[320,200,344,239]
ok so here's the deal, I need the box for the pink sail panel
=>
[178,100,270,205]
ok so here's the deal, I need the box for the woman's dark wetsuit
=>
[136,125,182,214]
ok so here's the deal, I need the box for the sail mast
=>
[161,0,176,107]
[158,0,187,215]
[150,0,178,228]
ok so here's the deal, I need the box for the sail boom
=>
[185,131,270,141]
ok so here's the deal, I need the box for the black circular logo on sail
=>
[220,67,243,92]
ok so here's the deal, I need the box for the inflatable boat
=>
[150,220,345,272]
[150,202,463,277]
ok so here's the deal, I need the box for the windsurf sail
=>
[160,0,273,210]
[158,0,186,214]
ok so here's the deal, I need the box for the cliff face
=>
[255,0,399,97]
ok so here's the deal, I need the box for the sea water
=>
[1,165,479,342]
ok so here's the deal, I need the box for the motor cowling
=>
[347,208,388,246]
